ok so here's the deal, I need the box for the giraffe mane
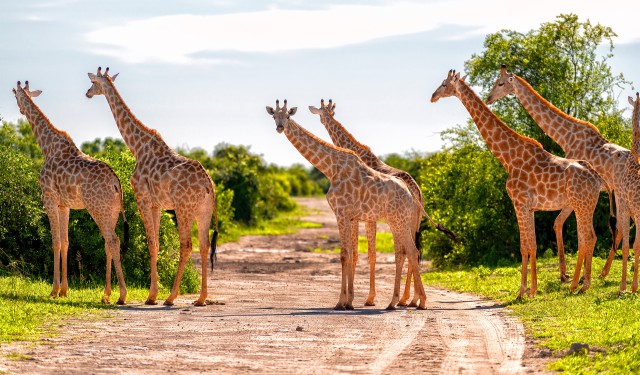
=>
[514,75,601,134]
[104,78,168,143]
[290,118,360,158]
[22,94,76,144]
[326,114,375,155]
[460,80,544,150]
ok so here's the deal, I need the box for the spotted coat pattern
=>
[86,67,217,306]
[432,70,608,298]
[13,81,127,304]
[487,66,628,291]
[267,100,426,310]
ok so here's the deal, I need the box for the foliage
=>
[0,119,43,167]
[420,139,518,267]
[179,143,322,226]
[382,150,428,180]
[421,14,629,267]
[0,145,50,276]
[465,13,631,153]
[422,255,640,373]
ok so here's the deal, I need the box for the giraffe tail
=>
[603,180,617,251]
[209,187,220,272]
[421,214,460,244]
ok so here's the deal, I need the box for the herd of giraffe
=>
[10,64,640,311]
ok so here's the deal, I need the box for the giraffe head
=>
[628,92,640,112]
[430,69,465,103]
[308,99,336,120]
[486,64,515,105]
[266,99,297,133]
[86,67,119,98]
[12,80,42,114]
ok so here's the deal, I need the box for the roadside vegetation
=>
[1,12,639,372]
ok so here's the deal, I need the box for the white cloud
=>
[84,0,640,65]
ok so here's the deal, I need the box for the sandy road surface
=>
[0,197,547,374]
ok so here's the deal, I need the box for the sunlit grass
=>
[422,254,640,373]
[0,276,164,344]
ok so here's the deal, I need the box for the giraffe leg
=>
[554,206,573,283]
[386,226,407,310]
[58,207,70,297]
[194,204,213,307]
[364,221,377,307]
[92,202,128,305]
[334,217,353,310]
[601,199,627,279]
[136,199,161,305]
[632,223,640,293]
[346,220,358,310]
[398,262,412,307]
[407,241,427,309]
[43,194,62,298]
[165,211,195,306]
[570,213,596,293]
[514,207,536,299]
[618,210,631,293]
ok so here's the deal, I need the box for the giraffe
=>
[85,67,218,306]
[309,99,457,307]
[622,93,640,292]
[486,65,628,290]
[431,70,615,297]
[13,80,128,304]
[266,99,426,310]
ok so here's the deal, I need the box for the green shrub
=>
[0,145,50,277]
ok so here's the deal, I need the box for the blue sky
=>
[2,1,640,166]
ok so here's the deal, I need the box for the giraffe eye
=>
[498,82,504,87]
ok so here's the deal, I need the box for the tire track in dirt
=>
[0,197,546,374]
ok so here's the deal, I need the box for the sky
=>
[2,0,640,167]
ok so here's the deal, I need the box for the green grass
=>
[422,254,640,373]
[0,276,164,344]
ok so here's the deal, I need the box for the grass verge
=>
[0,277,164,344]
[422,254,640,373]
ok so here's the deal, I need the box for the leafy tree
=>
[421,14,629,266]
[465,13,631,153]
[0,145,50,276]
[80,137,127,155]
[0,120,43,167]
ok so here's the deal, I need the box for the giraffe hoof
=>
[145,299,158,306]
[385,304,396,311]
[397,301,408,307]
[101,296,111,304]
[345,304,354,310]
[116,298,126,306]
[364,301,375,307]
[416,305,427,310]
[163,300,174,306]
[193,300,206,307]
[408,301,418,308]
[334,304,346,311]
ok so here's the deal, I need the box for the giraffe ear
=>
[88,73,98,82]
[29,90,42,98]
[111,73,119,81]
[461,75,468,82]
[288,107,297,115]
[308,106,321,115]
[630,96,635,106]
[266,106,275,115]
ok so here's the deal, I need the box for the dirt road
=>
[1,197,547,374]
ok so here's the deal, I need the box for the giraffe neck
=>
[512,75,608,154]
[284,119,354,181]
[632,100,640,160]
[455,80,542,170]
[320,115,379,165]
[17,95,78,159]
[101,81,173,159]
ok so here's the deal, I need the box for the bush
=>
[0,146,50,277]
